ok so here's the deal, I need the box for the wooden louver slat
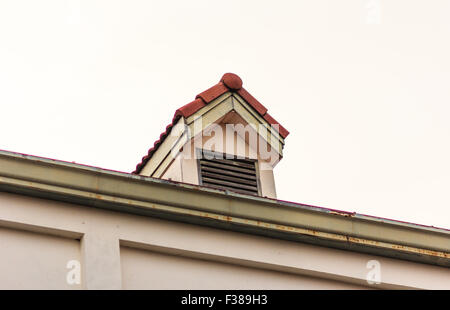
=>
[200,166,257,181]
[199,151,259,195]
[201,171,257,186]
[200,160,255,175]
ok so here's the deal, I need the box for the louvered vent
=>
[198,150,260,196]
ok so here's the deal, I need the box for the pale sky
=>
[1,0,449,229]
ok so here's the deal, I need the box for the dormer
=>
[133,73,289,199]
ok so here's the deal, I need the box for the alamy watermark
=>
[168,116,282,170]
[63,257,381,286]
[366,259,381,285]
[364,0,382,25]
[364,0,381,25]
[66,259,81,285]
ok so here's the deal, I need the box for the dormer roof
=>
[133,73,289,174]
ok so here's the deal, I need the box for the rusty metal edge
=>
[0,149,449,268]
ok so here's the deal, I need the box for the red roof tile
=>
[263,113,290,138]
[133,73,289,174]
[196,82,229,103]
[236,88,268,116]
[221,73,243,90]
[175,98,205,118]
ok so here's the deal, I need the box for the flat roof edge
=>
[0,149,449,267]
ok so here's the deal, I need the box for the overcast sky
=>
[1,0,449,229]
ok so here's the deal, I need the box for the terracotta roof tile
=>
[236,88,268,116]
[263,113,290,138]
[175,98,205,118]
[133,73,289,174]
[220,73,243,90]
[195,82,229,103]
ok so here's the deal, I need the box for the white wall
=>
[0,226,81,290]
[0,191,448,289]
[120,246,364,289]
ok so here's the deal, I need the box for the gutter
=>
[0,150,449,267]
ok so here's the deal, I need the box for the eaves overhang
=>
[0,149,449,267]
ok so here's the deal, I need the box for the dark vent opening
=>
[198,150,260,196]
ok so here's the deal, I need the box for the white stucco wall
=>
[0,226,81,290]
[0,191,448,290]
[120,246,363,290]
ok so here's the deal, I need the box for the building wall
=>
[0,191,449,290]
[120,246,362,289]
[0,226,81,289]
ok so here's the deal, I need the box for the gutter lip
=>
[0,148,449,236]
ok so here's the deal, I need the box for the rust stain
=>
[197,212,221,221]
[139,204,450,260]
[329,211,354,217]
[348,236,380,247]
[347,236,449,258]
